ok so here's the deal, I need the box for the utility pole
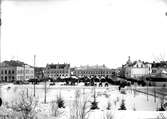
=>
[0,0,2,103]
[33,55,36,97]
[154,82,156,103]
[0,0,2,82]
[24,64,25,81]
[44,76,46,103]
[147,66,151,102]
[44,70,47,104]
[147,77,149,101]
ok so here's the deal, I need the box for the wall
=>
[16,65,34,80]
[0,66,16,82]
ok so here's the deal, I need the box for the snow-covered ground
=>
[0,83,167,119]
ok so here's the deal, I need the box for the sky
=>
[1,0,167,68]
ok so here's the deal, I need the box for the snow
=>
[0,83,167,119]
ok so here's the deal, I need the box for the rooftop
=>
[75,64,110,70]
[46,63,70,69]
[0,60,32,67]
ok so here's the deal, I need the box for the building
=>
[151,61,167,75]
[44,63,70,79]
[34,67,45,79]
[73,65,113,78]
[150,61,167,78]
[0,60,34,82]
[123,57,152,79]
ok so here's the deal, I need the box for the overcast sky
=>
[1,0,167,68]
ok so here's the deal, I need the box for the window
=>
[5,70,7,74]
[5,76,7,81]
[1,70,3,74]
[152,70,156,73]
[12,76,14,80]
[8,70,11,74]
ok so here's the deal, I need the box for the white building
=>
[0,60,34,82]
[16,65,34,81]
[124,57,152,79]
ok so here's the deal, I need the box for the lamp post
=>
[0,0,2,103]
[44,73,47,104]
[154,82,156,103]
[147,66,151,102]
[0,0,2,81]
[147,76,149,101]
[43,70,47,104]
[33,55,36,97]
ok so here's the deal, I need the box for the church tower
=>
[126,56,132,65]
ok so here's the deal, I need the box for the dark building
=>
[73,65,113,78]
[44,63,70,79]
[34,67,45,79]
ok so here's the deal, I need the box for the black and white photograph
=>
[0,0,167,118]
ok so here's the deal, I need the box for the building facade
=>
[16,65,34,81]
[44,63,70,79]
[151,61,167,78]
[34,67,45,79]
[73,65,113,78]
[0,60,34,82]
[123,57,152,79]
[0,66,16,82]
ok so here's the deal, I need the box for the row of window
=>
[17,76,33,80]
[17,70,34,74]
[0,70,34,75]
[49,74,69,77]
[74,71,112,74]
[46,71,69,74]
[78,74,111,77]
[1,70,15,74]
[134,64,151,68]
[1,76,15,81]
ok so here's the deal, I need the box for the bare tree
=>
[50,100,59,117]
[50,100,65,117]
[106,101,112,110]
[90,86,99,110]
[69,89,90,119]
[56,92,65,108]
[50,91,65,117]
[103,111,114,119]
[8,90,38,119]
[43,78,50,104]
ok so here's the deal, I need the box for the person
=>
[118,85,121,91]
[0,97,2,107]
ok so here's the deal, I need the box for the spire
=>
[126,56,132,65]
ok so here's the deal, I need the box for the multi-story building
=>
[73,65,113,78]
[151,61,167,77]
[44,63,70,79]
[34,67,45,79]
[123,57,152,79]
[0,60,34,82]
